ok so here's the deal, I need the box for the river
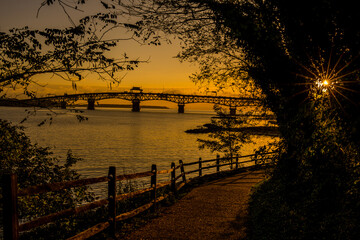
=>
[1,106,272,195]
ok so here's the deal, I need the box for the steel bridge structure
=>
[24,92,262,114]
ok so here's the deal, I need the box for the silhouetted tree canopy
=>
[109,0,360,139]
[98,1,360,238]
[70,0,360,142]
[2,1,360,238]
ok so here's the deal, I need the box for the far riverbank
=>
[71,104,169,109]
[0,100,169,109]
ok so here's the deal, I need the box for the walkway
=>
[123,169,265,240]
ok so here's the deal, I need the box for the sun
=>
[294,49,360,108]
[314,78,333,93]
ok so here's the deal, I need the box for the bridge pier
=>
[60,101,67,109]
[230,106,237,116]
[178,104,185,113]
[132,99,140,112]
[87,98,95,110]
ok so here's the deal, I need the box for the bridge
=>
[25,91,262,115]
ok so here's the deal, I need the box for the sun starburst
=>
[293,49,360,110]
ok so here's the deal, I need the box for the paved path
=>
[123,170,265,240]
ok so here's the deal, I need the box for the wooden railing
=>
[2,152,275,240]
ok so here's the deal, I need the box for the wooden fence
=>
[2,152,275,240]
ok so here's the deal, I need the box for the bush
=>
[248,108,360,240]
[0,119,94,239]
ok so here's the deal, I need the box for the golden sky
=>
[0,0,203,95]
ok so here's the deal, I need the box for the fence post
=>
[171,162,177,196]
[199,157,202,177]
[108,166,116,237]
[3,174,19,240]
[230,154,233,170]
[236,154,239,169]
[179,160,186,183]
[151,164,157,212]
[216,155,220,172]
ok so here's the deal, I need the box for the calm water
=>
[1,106,272,193]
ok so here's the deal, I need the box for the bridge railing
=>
[2,152,276,240]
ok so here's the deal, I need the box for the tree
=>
[98,1,360,238]
[196,105,251,159]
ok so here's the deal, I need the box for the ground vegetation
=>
[0,119,96,239]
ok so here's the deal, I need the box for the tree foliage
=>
[0,119,95,238]
[196,105,251,158]
[96,1,360,238]
[95,0,360,141]
[0,26,139,98]
[70,0,263,97]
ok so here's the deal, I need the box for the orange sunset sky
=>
[0,0,242,110]
[0,0,204,95]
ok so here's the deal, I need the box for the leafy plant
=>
[0,119,94,239]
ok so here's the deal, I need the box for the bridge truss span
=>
[28,92,263,114]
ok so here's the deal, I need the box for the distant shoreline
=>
[185,126,279,136]
[62,104,170,109]
[0,101,169,109]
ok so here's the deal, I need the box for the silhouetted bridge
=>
[24,91,262,114]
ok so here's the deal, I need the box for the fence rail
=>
[2,152,276,240]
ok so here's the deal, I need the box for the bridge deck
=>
[122,169,265,240]
[25,92,261,107]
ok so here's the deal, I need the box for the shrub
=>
[0,119,94,239]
